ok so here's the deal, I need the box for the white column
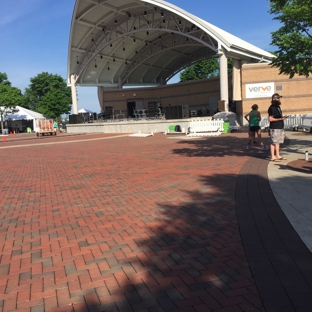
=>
[97,86,104,112]
[70,74,78,114]
[219,48,229,112]
[232,59,242,101]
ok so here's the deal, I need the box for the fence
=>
[187,119,224,136]
[260,114,311,131]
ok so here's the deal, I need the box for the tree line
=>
[0,72,72,133]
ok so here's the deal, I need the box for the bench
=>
[187,119,224,137]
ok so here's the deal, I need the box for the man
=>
[268,93,287,162]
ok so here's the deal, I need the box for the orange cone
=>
[3,136,6,142]
[13,131,16,136]
[10,131,12,135]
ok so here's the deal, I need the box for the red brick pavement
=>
[0,132,266,312]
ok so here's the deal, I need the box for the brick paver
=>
[0,131,300,312]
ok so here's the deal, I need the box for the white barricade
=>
[260,117,270,130]
[187,119,224,137]
[301,116,312,132]
[284,115,303,129]
[261,115,304,130]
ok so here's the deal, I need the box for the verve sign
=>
[245,82,274,99]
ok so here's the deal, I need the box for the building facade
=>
[98,63,312,125]
[240,63,312,123]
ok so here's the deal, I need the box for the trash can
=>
[223,121,230,134]
[4,128,8,135]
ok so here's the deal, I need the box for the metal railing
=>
[260,114,310,130]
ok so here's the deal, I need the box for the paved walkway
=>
[0,131,311,312]
[236,131,312,312]
[268,132,312,253]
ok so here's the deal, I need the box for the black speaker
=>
[69,114,77,124]
[165,105,189,119]
[69,114,84,124]
[182,105,189,118]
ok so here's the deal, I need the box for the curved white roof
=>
[68,0,274,88]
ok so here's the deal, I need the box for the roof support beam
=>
[218,47,229,112]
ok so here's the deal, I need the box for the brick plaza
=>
[1,132,311,312]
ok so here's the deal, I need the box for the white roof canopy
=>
[78,108,94,113]
[68,0,274,88]
[4,106,46,121]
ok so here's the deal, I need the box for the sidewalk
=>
[268,132,312,251]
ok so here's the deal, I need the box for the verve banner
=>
[245,82,274,98]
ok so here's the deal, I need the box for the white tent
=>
[78,108,94,113]
[4,106,46,132]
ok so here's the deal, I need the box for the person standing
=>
[53,121,58,134]
[244,104,268,150]
[268,93,287,162]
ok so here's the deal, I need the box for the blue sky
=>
[0,0,279,113]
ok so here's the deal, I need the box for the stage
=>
[66,117,200,134]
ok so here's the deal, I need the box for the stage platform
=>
[66,117,200,134]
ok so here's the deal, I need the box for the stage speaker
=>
[69,114,77,124]
[181,105,189,118]
[165,105,189,119]
[69,114,84,124]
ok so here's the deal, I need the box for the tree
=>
[269,0,312,78]
[0,72,11,86]
[0,73,23,133]
[23,72,72,119]
[180,58,233,82]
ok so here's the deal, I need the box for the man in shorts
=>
[268,93,287,162]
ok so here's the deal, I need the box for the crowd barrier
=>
[187,119,224,137]
[260,114,312,132]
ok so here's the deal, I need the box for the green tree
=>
[0,72,11,86]
[0,73,23,133]
[23,72,72,119]
[180,58,233,82]
[270,0,312,77]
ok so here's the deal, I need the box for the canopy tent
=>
[4,106,46,132]
[78,108,94,113]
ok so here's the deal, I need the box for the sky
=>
[0,0,280,113]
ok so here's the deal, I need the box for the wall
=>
[100,77,222,116]
[67,118,198,134]
[241,63,312,124]
[97,63,312,126]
